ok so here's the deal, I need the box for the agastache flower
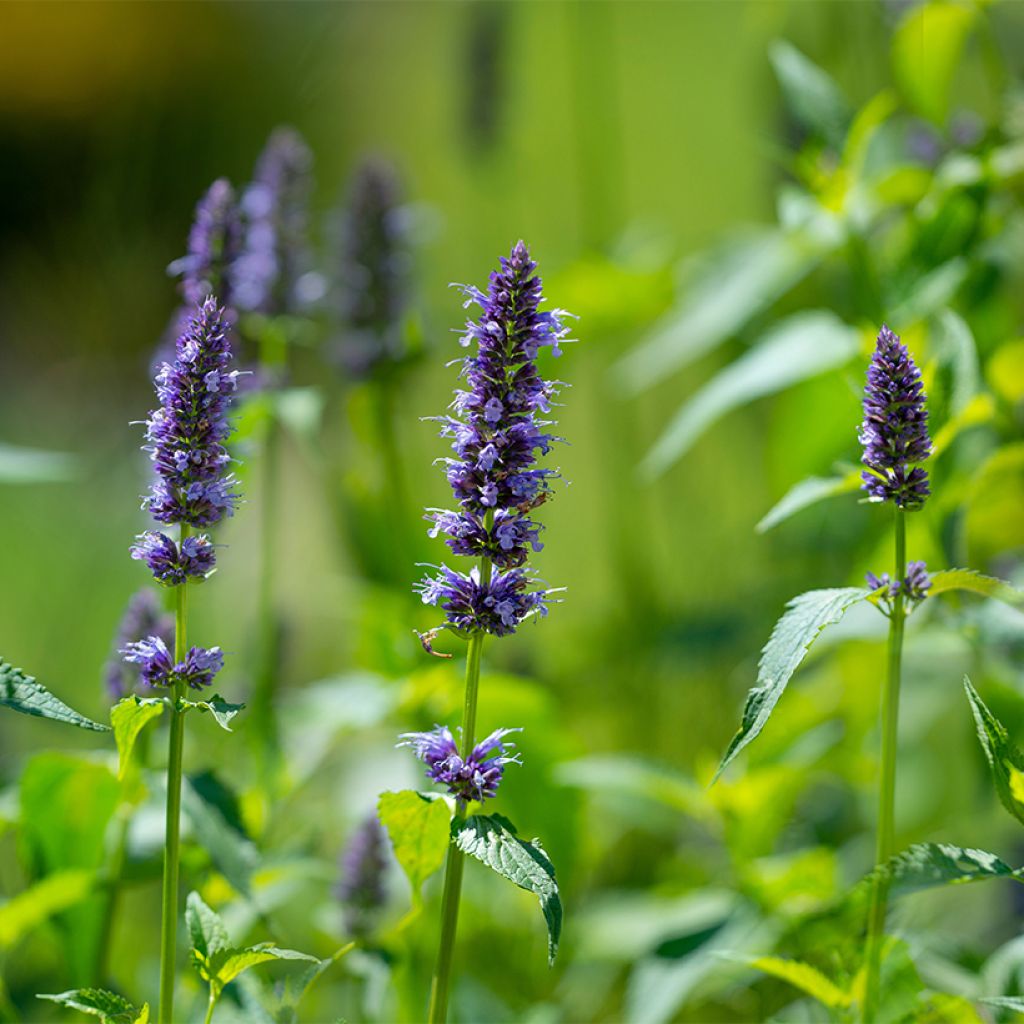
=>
[131,532,216,585]
[104,590,174,700]
[121,636,224,691]
[859,325,931,509]
[168,178,242,308]
[866,560,932,613]
[399,725,521,802]
[418,242,572,635]
[142,298,241,529]
[336,815,389,937]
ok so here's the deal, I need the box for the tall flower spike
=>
[104,590,174,700]
[399,725,521,802]
[418,241,572,634]
[859,325,932,509]
[336,815,390,938]
[168,178,242,308]
[142,297,241,530]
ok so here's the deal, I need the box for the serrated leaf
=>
[453,813,562,965]
[37,988,143,1023]
[0,442,78,483]
[769,40,851,148]
[0,659,109,731]
[929,569,1024,605]
[739,955,850,1009]
[640,311,860,478]
[210,944,319,992]
[111,696,165,780]
[866,843,1024,900]
[714,588,870,782]
[963,677,1024,828]
[186,891,230,959]
[378,790,452,898]
[0,869,94,951]
[183,694,245,732]
[756,470,862,533]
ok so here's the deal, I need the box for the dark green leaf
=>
[186,891,229,959]
[37,988,146,1023]
[378,790,452,899]
[453,813,562,965]
[0,659,109,731]
[182,694,245,732]
[714,588,870,781]
[182,778,259,896]
[111,696,165,780]
[963,677,1024,828]
[769,40,851,147]
[756,470,862,534]
[866,843,1024,900]
[929,569,1024,606]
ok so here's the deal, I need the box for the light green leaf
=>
[931,393,995,458]
[186,891,229,959]
[769,40,850,148]
[453,813,562,965]
[0,869,94,952]
[182,778,259,896]
[0,659,109,731]
[935,309,981,415]
[868,843,1024,900]
[714,588,870,782]
[756,469,862,533]
[890,259,969,325]
[111,696,165,780]
[210,945,319,992]
[892,1,976,125]
[641,311,860,478]
[0,442,77,484]
[739,955,850,1009]
[37,988,145,1023]
[616,230,823,395]
[980,996,1024,1012]
[963,677,1024,828]
[182,694,245,732]
[378,790,452,898]
[929,569,1024,605]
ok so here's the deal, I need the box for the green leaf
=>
[929,569,1024,605]
[616,230,823,395]
[182,778,259,896]
[963,677,1024,828]
[769,40,851,148]
[0,869,94,952]
[868,843,1024,900]
[0,442,78,484]
[714,588,870,782]
[0,659,109,731]
[641,311,860,478]
[756,469,862,533]
[739,955,850,1009]
[377,790,452,899]
[209,944,319,993]
[892,1,976,125]
[931,393,995,458]
[980,996,1024,1013]
[37,988,146,1023]
[111,696,165,780]
[182,694,245,732]
[186,891,230,959]
[453,813,562,965]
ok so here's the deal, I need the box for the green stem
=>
[863,509,906,1021]
[94,810,131,983]
[158,525,190,1024]
[204,991,217,1024]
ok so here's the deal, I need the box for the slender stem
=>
[863,509,906,1021]
[204,992,217,1024]
[158,524,190,1024]
[94,810,131,983]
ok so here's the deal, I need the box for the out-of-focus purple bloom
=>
[334,157,411,378]
[105,590,174,700]
[416,564,548,636]
[121,636,223,691]
[234,127,315,316]
[418,242,572,635]
[168,179,242,308]
[865,570,900,599]
[865,560,932,612]
[859,325,931,509]
[142,297,241,529]
[336,815,389,937]
[399,725,520,802]
[131,531,216,585]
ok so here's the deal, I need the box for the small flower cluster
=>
[336,815,389,937]
[122,636,224,691]
[169,178,241,308]
[859,325,932,509]
[400,725,521,803]
[131,531,216,586]
[418,242,571,634]
[866,560,932,613]
[104,590,174,700]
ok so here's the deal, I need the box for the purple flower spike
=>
[336,814,389,937]
[865,559,932,612]
[169,178,242,308]
[142,298,241,529]
[131,531,216,585]
[399,724,521,803]
[859,325,931,509]
[418,242,572,635]
[121,636,224,691]
[105,590,174,700]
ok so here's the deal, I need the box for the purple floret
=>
[399,724,521,802]
[168,178,242,308]
[336,814,389,937]
[865,559,932,611]
[104,590,174,701]
[416,564,548,636]
[130,531,216,585]
[121,636,224,691]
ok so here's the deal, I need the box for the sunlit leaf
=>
[0,442,77,484]
[756,469,862,533]
[987,339,1024,405]
[931,393,995,458]
[980,996,1024,1013]
[866,843,1024,899]
[769,40,850,148]
[850,938,925,1024]
[0,659,109,731]
[186,891,229,960]
[37,988,146,1024]
[641,311,860,477]
[963,677,1024,828]
[714,588,870,781]
[453,813,562,964]
[182,694,245,732]
[0,870,93,952]
[736,955,850,1008]
[209,945,318,992]
[929,569,1024,605]
[111,696,165,780]
[378,790,452,899]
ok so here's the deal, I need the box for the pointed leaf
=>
[37,989,143,1023]
[739,955,850,1009]
[111,696,165,780]
[756,470,862,533]
[866,843,1024,900]
[182,778,259,895]
[378,790,452,898]
[641,312,860,478]
[183,694,245,732]
[929,569,1024,605]
[963,677,1024,827]
[714,588,870,781]
[209,943,319,992]
[453,813,562,964]
[186,891,230,960]
[0,869,94,952]
[769,40,851,148]
[0,659,109,731]
[980,996,1024,1013]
